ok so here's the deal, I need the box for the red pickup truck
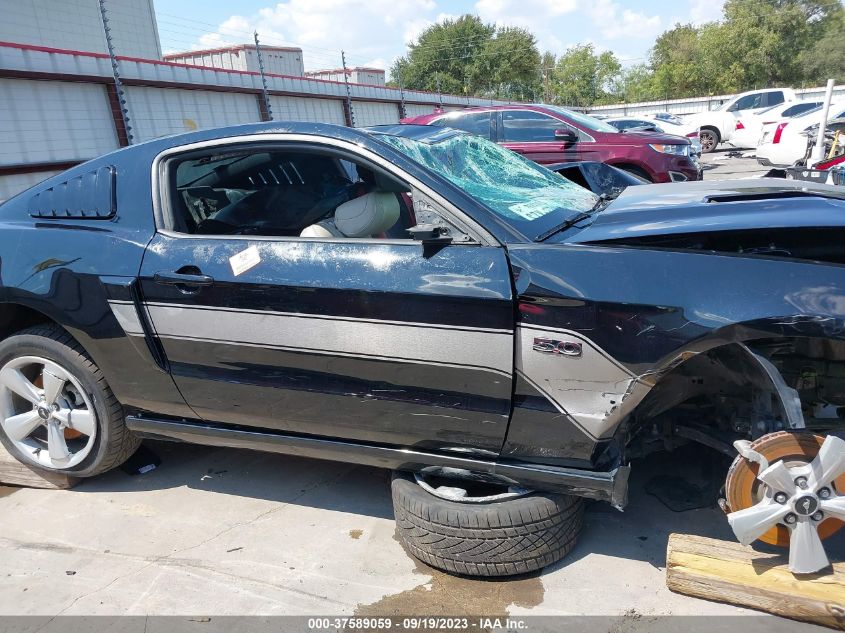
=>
[403,104,702,183]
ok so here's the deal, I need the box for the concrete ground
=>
[701,147,771,180]
[0,440,841,623]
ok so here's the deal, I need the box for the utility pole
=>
[811,78,835,165]
[254,31,274,121]
[98,0,133,145]
[341,50,355,127]
[436,73,442,110]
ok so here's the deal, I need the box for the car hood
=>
[555,178,845,244]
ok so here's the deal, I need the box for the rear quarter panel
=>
[0,147,195,418]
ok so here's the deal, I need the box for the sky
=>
[153,0,729,74]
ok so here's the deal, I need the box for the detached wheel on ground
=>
[0,324,140,478]
[391,471,584,577]
[699,128,720,153]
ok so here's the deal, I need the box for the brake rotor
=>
[725,431,845,546]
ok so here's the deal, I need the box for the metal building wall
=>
[352,101,400,127]
[270,96,346,125]
[126,87,262,141]
[403,103,439,118]
[0,170,63,203]
[0,0,161,60]
[244,49,304,76]
[0,78,119,165]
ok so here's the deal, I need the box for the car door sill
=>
[125,416,629,508]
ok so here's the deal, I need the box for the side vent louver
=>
[28,166,117,219]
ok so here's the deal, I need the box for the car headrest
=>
[334,192,400,237]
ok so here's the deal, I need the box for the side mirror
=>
[408,223,453,245]
[554,128,578,143]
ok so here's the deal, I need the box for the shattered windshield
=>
[374,129,599,238]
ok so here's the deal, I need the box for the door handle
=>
[154,271,215,287]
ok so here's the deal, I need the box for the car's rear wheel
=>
[0,325,139,477]
[391,471,584,577]
[699,128,720,153]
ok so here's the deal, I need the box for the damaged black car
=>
[0,122,843,577]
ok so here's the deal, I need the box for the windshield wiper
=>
[534,193,615,241]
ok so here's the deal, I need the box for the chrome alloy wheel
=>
[0,356,97,470]
[727,435,845,574]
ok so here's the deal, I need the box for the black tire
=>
[0,324,140,477]
[391,472,584,577]
[699,127,720,153]
[620,165,653,182]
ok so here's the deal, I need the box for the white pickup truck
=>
[685,88,797,152]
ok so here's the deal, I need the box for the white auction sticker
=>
[229,245,261,276]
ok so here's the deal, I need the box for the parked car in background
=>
[403,105,701,183]
[605,116,702,157]
[685,87,797,153]
[757,103,845,167]
[730,101,824,149]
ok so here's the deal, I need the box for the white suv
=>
[685,88,797,152]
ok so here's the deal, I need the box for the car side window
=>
[431,112,492,139]
[765,91,785,107]
[728,93,764,112]
[166,148,415,239]
[502,110,566,142]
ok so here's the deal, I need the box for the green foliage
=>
[390,15,539,98]
[549,44,621,107]
[621,0,844,102]
[390,2,844,106]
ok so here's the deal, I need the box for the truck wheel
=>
[0,324,140,478]
[391,471,584,577]
[699,128,720,153]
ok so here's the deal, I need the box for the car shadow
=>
[72,438,845,572]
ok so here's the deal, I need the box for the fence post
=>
[98,0,133,145]
[397,66,407,120]
[341,51,355,127]
[253,31,274,122]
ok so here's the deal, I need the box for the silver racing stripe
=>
[145,303,514,376]
[517,325,637,439]
[107,300,144,336]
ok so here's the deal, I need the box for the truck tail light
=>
[773,122,788,144]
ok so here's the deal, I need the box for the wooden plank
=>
[667,533,845,630]
[0,443,78,489]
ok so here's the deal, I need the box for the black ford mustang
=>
[0,122,843,577]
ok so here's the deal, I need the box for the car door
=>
[138,139,515,453]
[498,109,580,164]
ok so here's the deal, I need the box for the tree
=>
[389,15,539,97]
[550,44,621,107]
[469,27,541,100]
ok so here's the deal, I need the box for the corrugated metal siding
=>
[0,0,160,59]
[0,79,119,166]
[126,87,262,141]
[269,96,346,125]
[0,171,62,203]
[351,101,400,127]
[403,103,439,118]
